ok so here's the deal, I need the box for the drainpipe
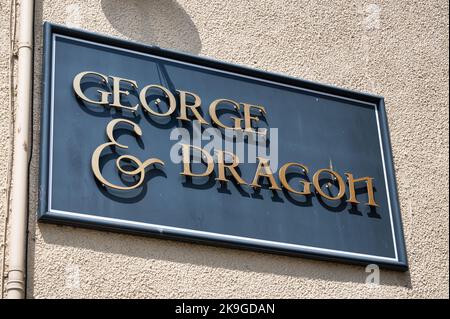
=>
[5,0,34,299]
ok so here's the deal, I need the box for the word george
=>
[73,71,267,135]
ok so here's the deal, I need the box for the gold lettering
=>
[91,119,164,190]
[279,162,311,195]
[140,84,176,117]
[109,76,139,111]
[242,103,267,135]
[250,157,281,190]
[73,71,111,105]
[209,99,243,130]
[180,144,214,177]
[313,169,345,200]
[345,173,379,207]
[176,90,209,125]
[215,150,246,185]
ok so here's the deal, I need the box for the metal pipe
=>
[5,0,34,299]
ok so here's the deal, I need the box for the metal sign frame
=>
[38,23,408,271]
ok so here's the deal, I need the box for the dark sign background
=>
[39,23,408,270]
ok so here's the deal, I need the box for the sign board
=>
[39,23,408,270]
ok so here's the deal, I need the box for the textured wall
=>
[0,0,448,298]
[0,0,14,298]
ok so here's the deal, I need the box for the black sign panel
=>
[39,23,408,270]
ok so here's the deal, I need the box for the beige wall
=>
[0,0,14,298]
[0,0,448,298]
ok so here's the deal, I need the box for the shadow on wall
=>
[36,224,412,292]
[101,0,202,54]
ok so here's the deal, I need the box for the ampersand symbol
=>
[91,119,165,190]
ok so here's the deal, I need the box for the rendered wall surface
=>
[0,0,14,298]
[0,0,448,298]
